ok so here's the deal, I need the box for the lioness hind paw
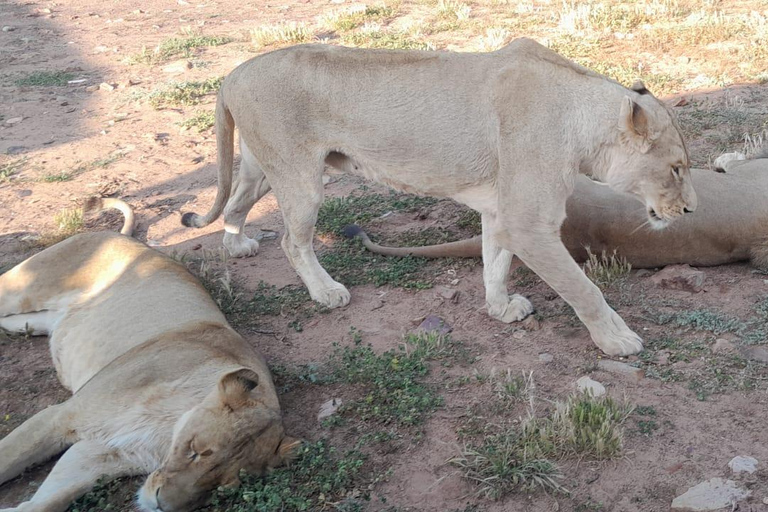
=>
[487,294,534,323]
[311,285,351,309]
[223,235,260,258]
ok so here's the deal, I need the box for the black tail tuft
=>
[181,212,198,228]
[342,224,365,239]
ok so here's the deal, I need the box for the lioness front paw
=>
[589,309,643,356]
[311,284,351,309]
[224,233,260,258]
[487,294,534,323]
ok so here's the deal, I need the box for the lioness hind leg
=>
[268,163,350,309]
[5,440,139,512]
[481,213,533,323]
[222,140,273,258]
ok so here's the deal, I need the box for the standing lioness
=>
[182,38,696,356]
[0,204,298,512]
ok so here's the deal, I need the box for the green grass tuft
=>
[148,77,223,109]
[179,110,215,132]
[15,70,75,86]
[582,247,631,287]
[130,33,231,64]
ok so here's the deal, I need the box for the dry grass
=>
[250,23,313,48]
[583,247,632,288]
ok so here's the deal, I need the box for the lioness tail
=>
[181,91,235,229]
[342,224,482,258]
[83,197,136,237]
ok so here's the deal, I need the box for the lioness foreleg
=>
[0,404,72,487]
[481,212,533,322]
[222,140,273,258]
[2,441,140,512]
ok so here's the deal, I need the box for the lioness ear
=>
[219,368,259,410]
[619,96,652,153]
[275,436,303,465]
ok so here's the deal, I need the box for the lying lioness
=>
[0,199,298,512]
[344,157,768,269]
[182,38,697,356]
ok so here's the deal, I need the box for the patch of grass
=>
[530,394,634,459]
[67,476,138,512]
[325,5,396,32]
[478,27,511,52]
[0,158,26,183]
[15,70,74,86]
[329,332,445,427]
[179,110,215,132]
[455,208,481,233]
[33,207,85,248]
[653,309,746,335]
[450,433,564,499]
[582,247,631,288]
[38,153,124,183]
[319,239,433,289]
[130,32,232,64]
[148,77,222,109]
[637,420,659,435]
[250,23,312,48]
[342,29,434,50]
[437,0,471,21]
[41,171,75,182]
[491,368,533,405]
[316,192,438,236]
[207,441,367,512]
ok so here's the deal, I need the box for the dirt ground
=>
[1,0,768,511]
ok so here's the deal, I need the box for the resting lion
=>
[181,38,697,356]
[344,156,768,269]
[0,199,298,512]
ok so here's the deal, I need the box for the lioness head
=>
[602,82,697,229]
[137,368,300,512]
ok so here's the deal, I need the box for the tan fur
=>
[0,229,296,512]
[182,39,696,356]
[347,160,768,270]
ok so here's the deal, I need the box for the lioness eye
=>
[672,166,680,177]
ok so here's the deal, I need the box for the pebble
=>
[99,82,115,91]
[2,25,15,32]
[4,116,23,126]
[650,264,705,293]
[538,353,553,363]
[728,455,758,474]
[671,478,750,511]
[417,314,452,335]
[597,359,645,381]
[576,376,605,397]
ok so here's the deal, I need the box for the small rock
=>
[512,330,525,340]
[4,116,23,126]
[538,353,553,363]
[671,478,750,511]
[738,346,768,363]
[635,269,653,278]
[651,264,705,293]
[712,338,735,354]
[162,60,193,73]
[576,376,605,397]
[763,497,768,505]
[434,285,458,303]
[417,314,452,335]
[85,85,99,92]
[317,398,342,421]
[2,25,16,32]
[99,82,115,91]
[728,455,758,474]
[16,189,32,198]
[597,359,644,381]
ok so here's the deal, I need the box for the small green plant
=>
[343,29,434,50]
[0,158,26,183]
[66,476,135,512]
[316,192,437,236]
[582,247,631,287]
[130,32,231,64]
[179,110,215,132]
[654,309,746,335]
[15,70,74,86]
[450,433,563,499]
[41,171,75,182]
[250,23,312,48]
[325,5,395,32]
[208,441,367,512]
[637,420,659,435]
[330,332,444,427]
[148,77,223,109]
[55,207,84,236]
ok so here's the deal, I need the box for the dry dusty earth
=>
[1,0,768,511]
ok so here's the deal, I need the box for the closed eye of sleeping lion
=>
[343,155,768,270]
[181,38,696,356]
[0,199,299,512]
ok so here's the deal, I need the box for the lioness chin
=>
[182,38,696,356]
[0,200,298,512]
